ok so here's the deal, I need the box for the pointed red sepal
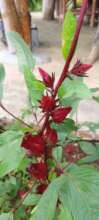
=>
[70,60,92,76]
[38,68,54,88]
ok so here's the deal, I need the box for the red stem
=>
[41,0,88,132]
[54,0,88,96]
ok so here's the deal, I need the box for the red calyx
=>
[27,162,47,180]
[17,189,27,199]
[21,133,45,156]
[51,107,72,123]
[64,143,76,154]
[37,183,48,194]
[38,67,54,88]
[44,126,58,146]
[40,95,56,112]
[70,60,92,76]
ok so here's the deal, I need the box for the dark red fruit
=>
[38,67,54,88]
[51,107,72,123]
[37,183,48,194]
[21,133,45,156]
[28,162,47,180]
[44,126,58,146]
[17,190,27,199]
[71,60,92,76]
[64,143,76,154]
[40,95,56,112]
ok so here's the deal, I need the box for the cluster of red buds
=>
[21,133,45,156]
[20,59,91,193]
[21,57,92,194]
[21,67,72,190]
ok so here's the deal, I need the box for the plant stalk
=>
[0,103,32,128]
[54,0,88,96]
[41,0,88,132]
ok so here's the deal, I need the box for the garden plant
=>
[1,0,99,219]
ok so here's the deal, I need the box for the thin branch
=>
[77,139,99,143]
[0,103,32,129]
[38,113,46,124]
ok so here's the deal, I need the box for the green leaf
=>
[0,212,13,220]
[53,147,62,162]
[29,79,45,106]
[14,207,27,220]
[0,130,25,177]
[52,119,76,141]
[78,155,99,164]
[30,175,66,220]
[78,141,99,164]
[0,64,5,82]
[59,95,80,116]
[7,32,35,72]
[0,64,5,101]
[91,87,99,93]
[59,206,72,220]
[23,193,41,206]
[58,77,92,101]
[93,96,99,103]
[6,30,44,106]
[60,165,99,220]
[61,11,77,59]
[79,141,97,155]
[23,67,45,105]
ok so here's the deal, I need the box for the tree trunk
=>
[42,0,56,20]
[0,0,21,52]
[14,0,31,45]
[89,22,99,63]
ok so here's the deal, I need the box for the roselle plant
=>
[1,0,99,219]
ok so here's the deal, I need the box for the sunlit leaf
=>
[61,11,77,59]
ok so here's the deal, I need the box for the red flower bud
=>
[28,162,47,180]
[17,190,27,199]
[21,133,45,156]
[44,126,58,146]
[71,60,92,76]
[37,183,48,194]
[64,143,76,154]
[40,95,56,112]
[51,107,72,123]
[38,68,54,88]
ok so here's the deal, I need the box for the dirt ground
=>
[0,12,99,130]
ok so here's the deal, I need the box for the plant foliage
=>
[0,1,99,219]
